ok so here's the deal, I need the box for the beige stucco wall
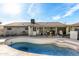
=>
[66,26,70,34]
[70,27,79,31]
[0,30,4,35]
[74,27,79,30]
[4,26,28,36]
[66,26,78,35]
[71,27,75,31]
[28,26,40,36]
[0,26,5,36]
[28,26,33,36]
[4,26,40,36]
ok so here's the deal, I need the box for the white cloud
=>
[52,4,79,21]
[52,16,61,20]
[63,4,79,18]
[0,18,28,25]
[27,3,34,15]
[27,3,41,18]
[27,3,35,18]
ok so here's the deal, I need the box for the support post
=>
[55,27,57,35]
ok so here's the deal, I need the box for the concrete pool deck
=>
[0,36,79,56]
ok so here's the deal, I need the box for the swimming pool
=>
[9,42,79,56]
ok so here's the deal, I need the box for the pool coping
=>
[1,37,79,56]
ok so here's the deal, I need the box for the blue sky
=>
[0,3,79,24]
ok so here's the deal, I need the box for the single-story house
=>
[0,19,79,36]
[3,21,67,36]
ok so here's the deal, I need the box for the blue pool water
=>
[9,42,79,56]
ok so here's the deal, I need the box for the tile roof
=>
[38,22,66,27]
[4,22,66,27]
[71,22,79,26]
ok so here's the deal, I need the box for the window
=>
[39,27,43,29]
[33,27,36,31]
[7,27,12,30]
[50,27,52,29]
[25,26,28,30]
[22,31,26,34]
[45,27,47,29]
